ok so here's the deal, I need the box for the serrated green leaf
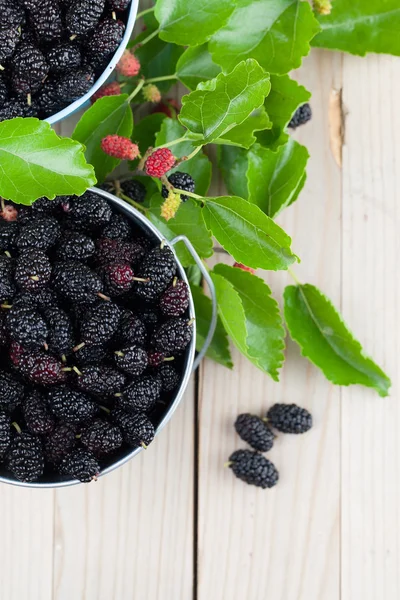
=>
[214,265,285,380]
[217,146,249,199]
[209,0,320,74]
[213,108,272,149]
[155,118,212,196]
[210,272,249,355]
[203,196,297,270]
[148,194,213,266]
[176,45,221,90]
[287,171,307,208]
[0,118,96,205]
[312,0,400,57]
[284,284,391,397]
[179,59,271,145]
[190,285,233,368]
[72,95,133,184]
[155,0,234,46]
[247,139,309,217]
[258,74,311,149]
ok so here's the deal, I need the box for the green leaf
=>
[287,171,307,208]
[258,74,311,149]
[247,139,309,217]
[214,265,285,380]
[148,194,213,266]
[72,95,133,184]
[155,118,212,195]
[179,59,271,145]
[203,196,297,270]
[0,118,96,205]
[210,272,249,355]
[213,107,272,149]
[190,285,233,368]
[135,36,183,93]
[185,265,202,287]
[176,44,221,90]
[312,0,400,57]
[209,0,320,74]
[284,284,391,397]
[155,0,234,46]
[129,113,166,169]
[218,146,249,199]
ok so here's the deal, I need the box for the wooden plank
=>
[0,488,54,600]
[341,54,400,600]
[197,49,342,600]
[53,382,195,600]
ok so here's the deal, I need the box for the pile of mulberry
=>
[0,190,192,484]
[0,0,132,120]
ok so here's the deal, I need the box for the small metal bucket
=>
[0,188,217,488]
[45,0,139,126]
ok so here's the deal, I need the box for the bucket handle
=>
[169,235,217,371]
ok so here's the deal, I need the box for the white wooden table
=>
[1,49,399,600]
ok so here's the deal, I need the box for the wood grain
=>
[341,53,400,600]
[0,488,54,600]
[197,50,343,600]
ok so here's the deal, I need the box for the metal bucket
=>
[45,0,139,126]
[0,188,217,488]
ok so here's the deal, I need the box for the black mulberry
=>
[134,245,176,301]
[15,249,52,293]
[228,450,279,489]
[234,413,274,452]
[114,345,148,376]
[47,386,98,425]
[112,409,155,447]
[66,0,105,35]
[6,431,44,482]
[267,403,312,434]
[0,370,25,412]
[59,448,100,482]
[23,390,55,435]
[116,375,162,414]
[152,318,193,355]
[81,418,123,456]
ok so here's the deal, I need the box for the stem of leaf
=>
[145,74,178,84]
[182,145,203,162]
[136,28,160,48]
[158,136,187,149]
[119,192,148,213]
[127,79,145,103]
[136,6,155,19]
[288,267,302,286]
[174,188,203,201]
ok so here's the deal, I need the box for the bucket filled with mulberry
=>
[0,0,138,124]
[0,188,198,486]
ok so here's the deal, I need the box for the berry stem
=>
[173,188,203,200]
[135,28,160,48]
[181,145,203,163]
[73,342,85,352]
[288,267,302,286]
[119,192,148,213]
[126,79,146,103]
[11,422,21,435]
[97,292,111,301]
[136,6,155,19]
[157,136,187,149]
[145,74,177,84]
